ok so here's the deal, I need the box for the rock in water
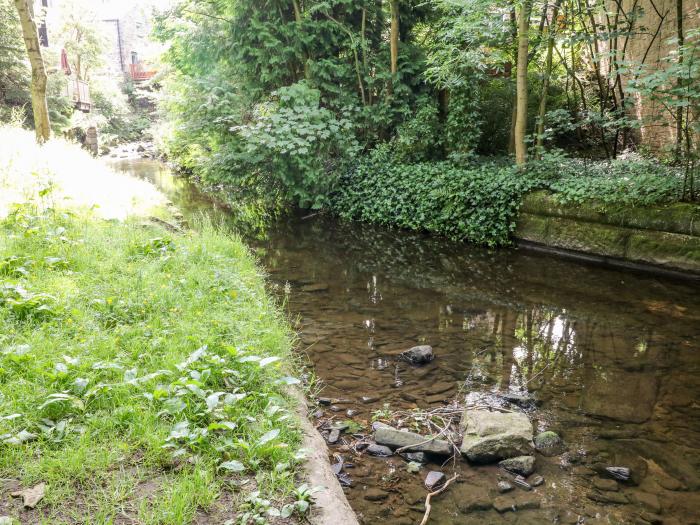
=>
[498,481,514,493]
[328,429,340,444]
[366,444,393,456]
[606,466,631,481]
[534,430,565,456]
[459,409,534,463]
[399,345,434,364]
[401,451,426,463]
[512,475,532,491]
[424,471,446,490]
[374,426,452,455]
[530,475,544,487]
[499,455,536,476]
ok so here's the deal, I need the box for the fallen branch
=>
[419,473,459,525]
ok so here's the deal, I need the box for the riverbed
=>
[113,158,700,525]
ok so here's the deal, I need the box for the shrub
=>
[333,147,540,246]
[232,81,360,209]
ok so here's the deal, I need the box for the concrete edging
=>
[515,192,700,276]
[289,388,359,525]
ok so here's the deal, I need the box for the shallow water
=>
[114,159,700,525]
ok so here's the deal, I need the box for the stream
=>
[112,158,700,525]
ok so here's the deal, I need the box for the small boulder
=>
[498,481,514,493]
[605,466,631,481]
[499,455,536,476]
[512,475,532,491]
[399,345,434,365]
[460,409,534,463]
[375,426,452,455]
[327,429,340,444]
[366,444,393,457]
[530,475,544,487]
[534,431,565,456]
[424,471,446,490]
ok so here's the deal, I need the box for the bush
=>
[333,146,540,246]
[232,81,360,209]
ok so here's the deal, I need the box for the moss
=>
[514,213,550,244]
[544,217,629,258]
[625,231,700,271]
[521,191,700,237]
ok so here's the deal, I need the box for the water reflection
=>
[115,159,700,524]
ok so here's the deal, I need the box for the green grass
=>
[0,202,307,524]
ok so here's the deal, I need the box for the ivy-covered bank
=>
[332,148,693,248]
[0,127,311,524]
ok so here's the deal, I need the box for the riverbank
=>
[0,126,317,523]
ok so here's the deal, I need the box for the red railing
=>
[129,63,156,81]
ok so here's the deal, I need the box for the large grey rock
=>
[459,409,534,463]
[399,345,434,364]
[375,426,452,455]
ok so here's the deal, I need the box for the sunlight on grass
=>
[0,125,166,219]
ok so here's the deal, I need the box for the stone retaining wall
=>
[515,191,700,275]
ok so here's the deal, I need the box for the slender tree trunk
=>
[536,0,561,155]
[389,0,399,93]
[515,0,532,165]
[361,7,372,105]
[675,0,684,159]
[14,0,50,142]
[292,0,310,81]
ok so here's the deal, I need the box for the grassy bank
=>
[0,127,306,524]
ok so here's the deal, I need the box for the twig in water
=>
[419,473,459,525]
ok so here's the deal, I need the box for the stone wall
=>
[515,191,700,274]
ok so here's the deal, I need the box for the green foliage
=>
[334,147,688,246]
[233,82,359,208]
[538,153,688,207]
[333,146,538,246]
[382,96,443,163]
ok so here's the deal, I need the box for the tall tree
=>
[535,0,561,155]
[514,0,532,164]
[389,0,399,92]
[13,0,50,142]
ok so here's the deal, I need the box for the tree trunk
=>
[389,0,399,93]
[14,0,50,142]
[535,0,561,155]
[675,0,684,159]
[515,0,532,165]
[292,0,310,81]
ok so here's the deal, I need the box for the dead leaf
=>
[11,482,45,508]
